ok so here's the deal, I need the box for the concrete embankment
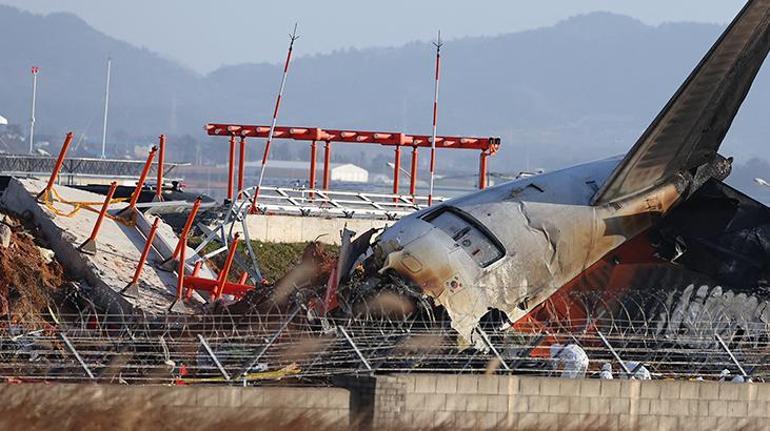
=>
[231,214,391,245]
[0,177,212,314]
[3,375,770,430]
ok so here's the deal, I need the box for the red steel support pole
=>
[78,181,117,255]
[185,261,203,299]
[393,145,401,199]
[123,217,160,296]
[160,197,202,272]
[323,141,331,191]
[309,140,317,190]
[175,232,187,301]
[409,146,418,198]
[171,222,193,311]
[237,136,246,199]
[131,217,160,284]
[172,197,201,259]
[126,146,158,212]
[155,135,165,201]
[214,233,240,300]
[236,273,250,297]
[38,132,74,201]
[227,135,236,201]
[479,151,488,190]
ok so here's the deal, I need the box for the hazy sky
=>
[0,1,747,74]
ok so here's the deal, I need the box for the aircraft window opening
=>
[453,226,471,241]
[423,208,505,267]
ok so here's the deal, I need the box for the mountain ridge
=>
[2,5,769,178]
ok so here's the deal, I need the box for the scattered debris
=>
[37,247,54,264]
[0,209,66,323]
[226,241,337,314]
[0,224,10,248]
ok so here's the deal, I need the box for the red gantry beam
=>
[205,124,501,153]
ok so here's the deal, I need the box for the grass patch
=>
[189,236,338,283]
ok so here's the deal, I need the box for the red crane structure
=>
[205,123,501,201]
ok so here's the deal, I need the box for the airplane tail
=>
[593,0,770,205]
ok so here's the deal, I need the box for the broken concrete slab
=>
[1,177,215,315]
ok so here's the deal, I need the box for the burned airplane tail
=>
[592,0,770,206]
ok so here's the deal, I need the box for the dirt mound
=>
[0,212,66,323]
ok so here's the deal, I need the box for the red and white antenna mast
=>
[428,31,443,206]
[251,23,299,212]
[28,66,40,154]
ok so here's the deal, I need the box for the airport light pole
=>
[101,57,112,159]
[28,66,39,154]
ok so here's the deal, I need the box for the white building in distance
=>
[330,163,368,183]
[235,160,369,183]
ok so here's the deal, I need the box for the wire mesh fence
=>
[2,288,769,386]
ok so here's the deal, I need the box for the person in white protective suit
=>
[719,369,752,382]
[550,344,589,379]
[719,369,731,382]
[599,362,614,380]
[618,361,651,380]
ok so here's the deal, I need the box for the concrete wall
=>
[233,214,391,245]
[6,375,770,430]
[374,374,770,430]
[0,383,349,427]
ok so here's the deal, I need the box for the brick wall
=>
[374,374,770,430]
[5,376,770,429]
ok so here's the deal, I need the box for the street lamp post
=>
[28,66,39,154]
[100,57,112,159]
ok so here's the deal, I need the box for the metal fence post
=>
[338,326,372,371]
[198,334,231,381]
[236,306,300,380]
[716,333,749,378]
[597,330,633,377]
[60,332,95,380]
[475,327,511,371]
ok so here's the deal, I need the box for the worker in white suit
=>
[550,344,589,379]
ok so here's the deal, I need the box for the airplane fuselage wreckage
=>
[332,0,770,349]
